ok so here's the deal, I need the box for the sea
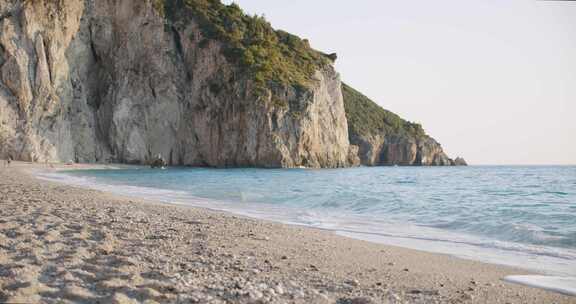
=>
[38,165,576,283]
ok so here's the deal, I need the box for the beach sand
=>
[0,162,573,303]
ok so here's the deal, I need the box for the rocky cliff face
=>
[0,0,462,168]
[342,84,463,166]
[0,0,354,168]
[349,133,454,166]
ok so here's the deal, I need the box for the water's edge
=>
[33,168,576,297]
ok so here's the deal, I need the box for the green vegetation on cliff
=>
[153,1,428,138]
[157,0,331,89]
[342,83,426,138]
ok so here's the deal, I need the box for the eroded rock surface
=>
[0,0,461,167]
[0,0,354,168]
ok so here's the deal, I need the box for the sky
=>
[222,0,576,165]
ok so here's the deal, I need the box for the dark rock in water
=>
[150,155,167,169]
[453,157,468,166]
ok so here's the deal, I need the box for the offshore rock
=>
[453,157,468,166]
[150,154,167,169]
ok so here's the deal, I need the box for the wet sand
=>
[0,162,573,303]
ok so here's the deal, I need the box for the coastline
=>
[0,162,574,303]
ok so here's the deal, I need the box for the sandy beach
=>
[0,162,573,304]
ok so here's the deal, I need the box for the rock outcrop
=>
[342,84,461,166]
[0,0,462,168]
[349,133,454,166]
[0,0,354,168]
[453,157,468,166]
[150,154,167,169]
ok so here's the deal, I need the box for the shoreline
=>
[36,163,576,278]
[1,162,574,303]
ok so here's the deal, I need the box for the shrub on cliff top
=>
[152,0,166,17]
[157,0,331,90]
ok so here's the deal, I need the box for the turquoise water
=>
[43,166,576,275]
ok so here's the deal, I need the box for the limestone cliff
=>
[0,0,462,168]
[0,0,354,168]
[342,84,464,166]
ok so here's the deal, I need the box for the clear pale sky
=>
[223,0,576,165]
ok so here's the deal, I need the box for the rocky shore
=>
[0,163,571,304]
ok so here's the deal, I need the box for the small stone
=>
[344,279,359,287]
[257,283,268,289]
[294,289,305,298]
[63,285,96,299]
[387,292,401,302]
[142,288,162,298]
[111,293,139,304]
[274,284,285,295]
[351,298,374,304]
[249,290,263,299]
